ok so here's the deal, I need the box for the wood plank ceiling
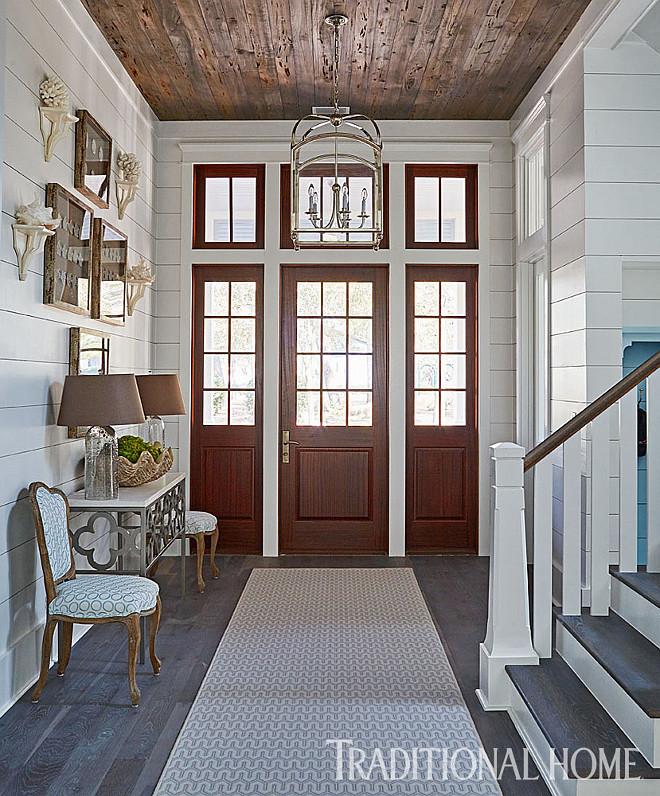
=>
[79,0,591,121]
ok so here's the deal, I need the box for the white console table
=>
[68,472,187,661]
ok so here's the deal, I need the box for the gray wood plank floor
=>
[0,556,549,796]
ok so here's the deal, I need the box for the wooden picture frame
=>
[74,110,112,209]
[68,327,111,438]
[91,218,127,325]
[44,184,93,315]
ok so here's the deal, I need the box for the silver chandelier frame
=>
[290,14,383,250]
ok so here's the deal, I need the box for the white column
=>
[477,443,538,711]
[619,389,638,572]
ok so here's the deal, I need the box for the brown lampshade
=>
[57,374,146,427]
[136,374,186,416]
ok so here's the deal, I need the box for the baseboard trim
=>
[0,622,91,720]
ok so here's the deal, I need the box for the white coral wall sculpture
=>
[38,76,78,162]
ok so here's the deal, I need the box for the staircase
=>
[478,352,660,794]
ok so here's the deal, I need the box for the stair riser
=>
[508,685,577,796]
[508,686,655,795]
[556,623,659,767]
[610,576,660,647]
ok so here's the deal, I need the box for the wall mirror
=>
[92,218,127,325]
[75,110,112,208]
[67,327,111,438]
[44,183,93,315]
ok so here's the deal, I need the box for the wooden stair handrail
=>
[524,349,660,472]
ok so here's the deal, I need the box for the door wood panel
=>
[406,265,478,553]
[191,265,263,553]
[279,265,388,554]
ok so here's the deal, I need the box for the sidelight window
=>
[412,280,467,426]
[202,280,257,425]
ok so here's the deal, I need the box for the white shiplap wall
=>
[0,0,158,715]
[509,2,660,598]
[154,119,516,556]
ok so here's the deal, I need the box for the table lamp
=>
[57,374,145,500]
[135,374,186,448]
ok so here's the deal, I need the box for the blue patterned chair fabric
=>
[185,510,217,535]
[50,574,159,619]
[35,486,73,581]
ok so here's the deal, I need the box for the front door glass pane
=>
[297,280,374,426]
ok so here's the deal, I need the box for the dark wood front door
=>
[279,265,389,553]
[191,265,263,553]
[406,265,478,553]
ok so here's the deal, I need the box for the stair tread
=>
[611,566,660,609]
[556,609,660,718]
[507,657,659,779]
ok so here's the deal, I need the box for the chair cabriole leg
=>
[126,615,141,707]
[149,596,162,675]
[195,532,205,592]
[210,525,219,579]
[32,616,57,702]
[57,621,73,676]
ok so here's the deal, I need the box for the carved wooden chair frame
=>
[29,482,162,707]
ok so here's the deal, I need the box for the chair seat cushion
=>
[50,575,159,619]
[185,510,217,534]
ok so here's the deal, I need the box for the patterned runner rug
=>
[154,568,501,794]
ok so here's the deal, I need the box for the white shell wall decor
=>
[38,76,78,162]
[116,152,142,220]
[12,194,62,281]
[126,257,154,316]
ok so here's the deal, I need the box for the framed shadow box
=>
[75,110,112,209]
[44,183,93,315]
[68,327,111,438]
[92,218,127,325]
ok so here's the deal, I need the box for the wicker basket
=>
[118,447,174,487]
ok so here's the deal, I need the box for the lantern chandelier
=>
[290,14,383,250]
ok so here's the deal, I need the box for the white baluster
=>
[590,410,611,615]
[533,454,553,657]
[647,370,660,572]
[478,443,538,711]
[562,433,582,615]
[619,389,638,572]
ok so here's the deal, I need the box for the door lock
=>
[281,430,300,463]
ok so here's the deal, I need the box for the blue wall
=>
[622,341,660,566]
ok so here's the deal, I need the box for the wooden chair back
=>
[29,482,76,605]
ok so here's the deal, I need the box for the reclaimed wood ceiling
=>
[80,0,591,121]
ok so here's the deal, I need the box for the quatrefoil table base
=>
[68,472,186,663]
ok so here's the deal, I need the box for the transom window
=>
[413,280,467,426]
[405,164,478,249]
[296,281,374,427]
[193,164,265,249]
[517,130,545,241]
[280,165,390,249]
[202,281,257,425]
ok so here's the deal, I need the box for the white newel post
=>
[477,443,539,711]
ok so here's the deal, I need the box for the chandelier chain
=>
[333,20,340,112]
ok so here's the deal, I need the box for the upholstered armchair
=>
[29,482,162,707]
